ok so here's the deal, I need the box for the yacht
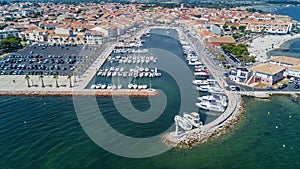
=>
[195,101,225,113]
[193,80,209,86]
[194,72,209,76]
[174,115,193,131]
[198,95,227,107]
[183,112,203,128]
[188,60,202,66]
[196,85,214,92]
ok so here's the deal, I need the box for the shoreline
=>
[163,95,245,148]
[249,34,300,62]
[0,89,159,97]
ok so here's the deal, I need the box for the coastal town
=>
[1,1,300,148]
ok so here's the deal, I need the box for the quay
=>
[164,27,242,147]
[0,89,158,97]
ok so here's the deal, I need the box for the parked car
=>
[266,86,275,91]
[277,84,288,89]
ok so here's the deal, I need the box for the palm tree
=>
[25,75,30,87]
[67,74,72,88]
[39,75,45,87]
[53,75,59,88]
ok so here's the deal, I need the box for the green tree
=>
[39,75,45,87]
[239,26,247,32]
[223,24,229,30]
[53,75,59,88]
[67,74,73,88]
[231,26,237,31]
[25,75,30,87]
[218,55,226,62]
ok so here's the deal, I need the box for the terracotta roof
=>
[270,56,300,66]
[207,35,235,44]
[290,65,300,71]
[249,63,285,75]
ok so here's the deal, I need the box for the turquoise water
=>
[1,96,300,168]
[266,6,300,57]
[2,28,300,168]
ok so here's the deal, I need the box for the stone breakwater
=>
[164,93,244,148]
[0,89,159,97]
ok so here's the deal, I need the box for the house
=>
[248,63,285,86]
[0,28,19,39]
[287,65,300,80]
[84,30,104,45]
[229,67,251,84]
[269,56,300,68]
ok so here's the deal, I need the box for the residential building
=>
[248,63,285,86]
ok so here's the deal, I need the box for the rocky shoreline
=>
[164,94,245,148]
[0,89,159,97]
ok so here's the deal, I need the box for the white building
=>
[0,29,19,39]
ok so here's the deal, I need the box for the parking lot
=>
[0,43,94,76]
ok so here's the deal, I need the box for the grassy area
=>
[254,83,269,89]
[272,78,289,88]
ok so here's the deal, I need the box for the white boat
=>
[95,84,102,89]
[107,84,112,90]
[132,84,138,89]
[195,101,225,113]
[194,72,209,76]
[196,85,213,92]
[188,60,202,66]
[144,72,149,77]
[139,72,144,78]
[183,112,203,128]
[117,85,122,89]
[193,80,209,86]
[101,84,107,89]
[107,72,112,77]
[90,85,96,89]
[198,95,227,107]
[174,115,192,131]
[128,83,133,89]
[155,72,161,77]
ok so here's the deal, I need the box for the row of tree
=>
[221,43,255,63]
[25,74,74,88]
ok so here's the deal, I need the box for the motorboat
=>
[196,85,214,92]
[193,80,209,86]
[198,95,227,107]
[101,84,107,89]
[132,84,138,89]
[128,83,133,89]
[195,101,225,113]
[90,84,96,89]
[95,84,102,89]
[174,115,193,131]
[117,84,122,89]
[183,112,203,128]
[194,72,209,76]
[188,60,202,66]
